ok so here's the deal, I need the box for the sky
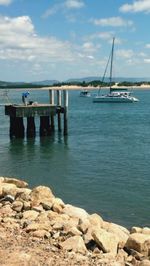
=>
[0,0,150,82]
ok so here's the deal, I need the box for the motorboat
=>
[80,90,91,97]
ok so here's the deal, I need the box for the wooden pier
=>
[5,90,68,139]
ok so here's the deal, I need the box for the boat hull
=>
[93,96,139,103]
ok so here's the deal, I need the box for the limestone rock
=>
[125,233,150,256]
[64,225,82,237]
[32,229,50,238]
[52,203,63,213]
[22,210,39,221]
[104,222,129,248]
[139,260,150,266]
[15,188,31,201]
[25,221,52,232]
[12,200,24,212]
[1,183,18,197]
[78,218,90,234]
[52,197,65,208]
[30,186,54,207]
[60,235,87,254]
[41,201,53,210]
[131,227,142,234]
[0,204,15,218]
[23,201,31,211]
[92,228,119,255]
[52,197,65,213]
[62,204,89,221]
[2,177,28,188]
[142,227,150,235]
[89,213,103,228]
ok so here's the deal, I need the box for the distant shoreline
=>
[38,85,150,90]
[1,84,150,91]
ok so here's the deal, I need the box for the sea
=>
[0,88,149,229]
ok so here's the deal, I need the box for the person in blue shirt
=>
[22,91,30,105]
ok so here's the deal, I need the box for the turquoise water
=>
[0,89,149,228]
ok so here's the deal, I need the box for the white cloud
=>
[92,17,133,27]
[43,0,85,18]
[65,0,85,9]
[120,0,150,13]
[0,15,76,62]
[116,49,134,59]
[87,55,94,60]
[0,0,12,5]
[144,58,150,63]
[94,32,114,40]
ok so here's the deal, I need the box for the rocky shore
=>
[0,177,150,266]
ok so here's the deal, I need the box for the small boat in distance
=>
[93,38,139,103]
[80,90,91,97]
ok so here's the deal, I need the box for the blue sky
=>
[0,0,150,81]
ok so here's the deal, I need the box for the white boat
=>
[80,90,91,97]
[93,38,139,103]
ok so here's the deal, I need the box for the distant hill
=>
[31,80,60,86]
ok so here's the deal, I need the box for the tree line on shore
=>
[0,80,150,89]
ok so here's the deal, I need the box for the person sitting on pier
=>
[22,91,30,106]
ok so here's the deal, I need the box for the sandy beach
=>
[37,84,150,91]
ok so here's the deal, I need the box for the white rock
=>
[92,228,119,255]
[125,233,150,256]
[60,235,87,254]
[62,204,89,221]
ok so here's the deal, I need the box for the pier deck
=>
[5,104,63,117]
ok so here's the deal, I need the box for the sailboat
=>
[93,38,139,103]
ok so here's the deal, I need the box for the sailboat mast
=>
[110,37,115,92]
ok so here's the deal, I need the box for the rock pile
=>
[0,177,150,266]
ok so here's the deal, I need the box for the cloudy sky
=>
[0,0,150,81]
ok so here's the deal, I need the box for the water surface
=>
[0,89,149,228]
